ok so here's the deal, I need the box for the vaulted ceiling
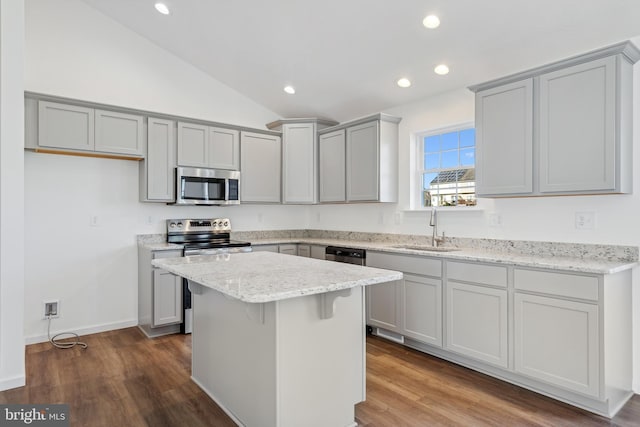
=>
[80,0,640,122]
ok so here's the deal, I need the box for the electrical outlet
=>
[488,212,502,227]
[44,300,59,318]
[575,212,595,230]
[89,215,100,227]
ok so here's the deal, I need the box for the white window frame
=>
[414,122,476,209]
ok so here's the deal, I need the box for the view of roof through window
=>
[420,127,476,207]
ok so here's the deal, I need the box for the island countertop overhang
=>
[151,251,403,303]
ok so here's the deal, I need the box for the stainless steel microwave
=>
[173,167,240,205]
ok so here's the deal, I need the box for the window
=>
[417,125,476,207]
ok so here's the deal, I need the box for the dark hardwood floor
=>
[0,327,638,426]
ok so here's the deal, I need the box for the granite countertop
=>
[139,232,638,275]
[250,238,637,275]
[152,251,403,303]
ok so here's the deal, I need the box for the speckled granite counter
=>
[248,237,637,275]
[152,251,402,303]
[139,231,639,275]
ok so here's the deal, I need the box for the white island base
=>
[189,281,365,427]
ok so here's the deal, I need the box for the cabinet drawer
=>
[152,250,183,259]
[368,252,441,277]
[514,269,599,301]
[447,261,507,288]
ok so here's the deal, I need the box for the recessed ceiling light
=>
[154,2,170,15]
[284,86,296,95]
[434,64,450,75]
[422,15,440,29]
[397,78,412,88]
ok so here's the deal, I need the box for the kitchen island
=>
[152,251,402,427]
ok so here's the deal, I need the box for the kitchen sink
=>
[392,245,461,252]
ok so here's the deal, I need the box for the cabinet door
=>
[403,274,442,347]
[445,282,508,368]
[278,244,298,256]
[152,269,182,327]
[177,122,209,167]
[366,279,402,333]
[514,293,599,396]
[538,57,616,193]
[310,245,326,260]
[319,130,346,202]
[297,245,311,257]
[240,132,282,203]
[94,110,144,156]
[252,245,279,253]
[346,121,379,201]
[282,123,316,203]
[475,79,533,196]
[145,118,176,201]
[209,127,240,170]
[38,101,95,151]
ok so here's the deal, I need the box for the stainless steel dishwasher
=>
[325,246,366,266]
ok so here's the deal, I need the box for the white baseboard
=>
[24,319,138,345]
[0,374,26,392]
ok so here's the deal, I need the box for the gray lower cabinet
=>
[240,131,282,203]
[278,244,297,255]
[31,100,145,157]
[364,250,632,417]
[297,244,311,257]
[366,251,442,342]
[140,117,175,202]
[445,280,508,368]
[310,245,326,260]
[444,261,508,368]
[251,244,279,253]
[152,269,183,326]
[470,41,639,196]
[138,247,183,338]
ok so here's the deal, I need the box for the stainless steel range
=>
[167,218,252,255]
[166,218,251,333]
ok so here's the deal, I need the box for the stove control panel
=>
[167,218,231,233]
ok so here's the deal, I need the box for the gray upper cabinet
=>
[177,122,239,170]
[469,41,639,197]
[240,131,282,203]
[35,100,144,157]
[38,101,95,151]
[347,121,379,201]
[177,122,208,168]
[319,129,346,203]
[318,114,400,203]
[266,119,338,204]
[475,79,533,196]
[140,117,175,202]
[209,126,240,170]
[282,123,317,203]
[538,57,619,193]
[94,109,144,156]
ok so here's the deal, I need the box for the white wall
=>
[23,0,308,343]
[0,0,25,391]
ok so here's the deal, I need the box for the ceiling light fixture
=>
[154,2,170,15]
[434,64,450,75]
[397,78,412,88]
[422,15,440,29]
[284,85,296,95]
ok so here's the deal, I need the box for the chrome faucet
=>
[430,208,445,247]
